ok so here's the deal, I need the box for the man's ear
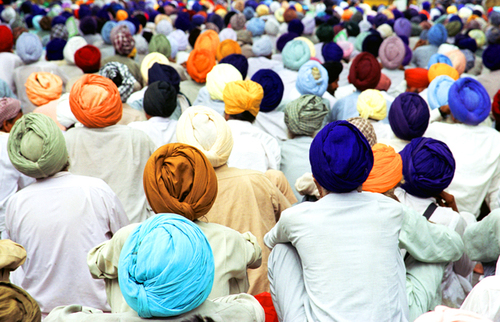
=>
[313,176,324,199]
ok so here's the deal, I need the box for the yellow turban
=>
[274,8,285,23]
[194,30,220,56]
[428,63,460,82]
[140,52,170,84]
[256,4,269,16]
[25,72,63,107]
[295,36,316,57]
[357,89,387,120]
[223,80,264,117]
[216,39,242,62]
[206,63,242,101]
[363,143,403,193]
[447,5,457,14]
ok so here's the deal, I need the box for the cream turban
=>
[206,64,242,101]
[357,89,387,120]
[176,106,233,168]
[63,36,87,64]
[295,36,316,57]
[140,52,170,84]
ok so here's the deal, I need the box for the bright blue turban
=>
[427,53,453,69]
[427,23,447,46]
[389,92,430,141]
[101,21,117,44]
[282,39,310,71]
[309,120,374,193]
[448,77,490,126]
[251,69,284,112]
[119,213,214,318]
[296,60,329,97]
[427,75,454,110]
[400,137,455,198]
[219,54,248,79]
[246,17,265,36]
[16,33,43,64]
[322,42,343,62]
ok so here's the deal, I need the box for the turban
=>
[63,36,87,64]
[394,17,412,38]
[256,4,269,16]
[487,27,500,44]
[427,53,453,69]
[282,39,311,71]
[428,23,447,46]
[374,13,388,27]
[285,94,328,136]
[445,49,466,74]
[376,73,391,91]
[457,37,477,53]
[357,89,387,120]
[194,30,220,56]
[400,138,455,198]
[348,52,381,91]
[119,214,214,317]
[0,282,41,322]
[156,19,173,36]
[483,44,500,71]
[446,20,462,37]
[236,29,253,45]
[16,33,43,64]
[135,35,149,55]
[39,16,52,31]
[491,11,500,27]
[296,61,329,97]
[216,39,241,61]
[25,72,63,107]
[438,43,459,55]
[347,117,377,147]
[288,19,304,35]
[379,36,405,69]
[448,77,490,125]
[345,21,360,37]
[252,36,273,57]
[219,28,237,42]
[246,17,265,36]
[74,45,101,73]
[428,63,459,82]
[177,106,233,167]
[310,121,373,193]
[144,81,177,118]
[0,26,13,53]
[284,8,298,23]
[169,30,188,51]
[389,92,429,141]
[274,8,285,23]
[363,144,403,193]
[264,18,280,36]
[355,32,370,52]
[469,29,486,48]
[115,9,128,21]
[427,75,454,110]
[323,61,344,84]
[113,26,136,56]
[186,48,216,83]
[0,98,21,125]
[8,113,68,179]
[80,16,97,35]
[362,33,383,58]
[377,24,393,39]
[243,7,255,21]
[69,74,122,128]
[219,54,248,79]
[405,68,430,88]
[148,63,181,93]
[149,34,171,58]
[316,23,335,43]
[51,15,67,26]
[493,90,500,115]
[322,42,343,62]
[277,32,298,52]
[46,38,66,61]
[302,16,316,35]
[101,21,117,44]
[251,69,284,112]
[206,64,242,101]
[230,13,246,30]
[224,80,263,117]
[117,20,137,36]
[337,41,354,59]
[0,79,15,99]
[99,62,136,103]
[140,52,170,84]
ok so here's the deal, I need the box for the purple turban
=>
[379,36,405,69]
[277,32,298,52]
[79,16,97,35]
[400,137,455,198]
[373,13,388,27]
[362,33,383,58]
[389,92,430,141]
[322,42,343,62]
[219,54,248,79]
[402,44,412,66]
[448,78,490,126]
[251,69,284,112]
[394,18,412,38]
[483,44,500,71]
[175,12,191,31]
[148,62,181,93]
[46,38,66,61]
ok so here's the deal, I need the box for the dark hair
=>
[227,111,256,123]
[181,315,216,322]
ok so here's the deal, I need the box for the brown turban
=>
[0,282,41,322]
[348,52,381,91]
[143,143,218,221]
[25,72,63,107]
[284,8,298,22]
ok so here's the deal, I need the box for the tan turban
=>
[0,282,41,322]
[25,72,63,107]
[0,240,26,282]
[143,143,218,220]
[223,80,264,117]
[347,116,377,147]
[176,106,233,168]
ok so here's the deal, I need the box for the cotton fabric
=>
[405,68,430,88]
[0,98,21,125]
[295,61,328,97]
[363,143,403,193]
[428,63,459,82]
[187,49,216,83]
[427,75,454,110]
[348,52,381,91]
[0,282,41,322]
[285,95,328,136]
[357,89,387,121]
[224,80,264,117]
[206,64,242,101]
[448,78,490,126]
[282,40,310,71]
[379,36,406,69]
[16,33,43,64]
[99,62,136,103]
[389,92,429,141]
[251,69,284,112]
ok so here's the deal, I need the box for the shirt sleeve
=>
[241,231,262,269]
[264,212,291,249]
[463,209,500,262]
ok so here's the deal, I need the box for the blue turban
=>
[16,33,43,64]
[483,44,500,71]
[322,42,343,62]
[251,69,284,112]
[46,38,66,61]
[427,53,453,69]
[80,16,97,35]
[246,17,265,36]
[119,213,214,318]
[148,62,181,93]
[219,54,248,79]
[192,14,205,26]
[51,15,66,26]
[127,17,141,34]
[457,37,477,53]
[423,1,431,11]
[117,20,136,35]
[208,14,224,31]
[296,60,329,97]
[252,36,273,57]
[276,32,298,52]
[428,23,447,46]
[310,121,374,193]
[394,17,412,38]
[243,6,255,20]
[78,4,91,19]
[448,77,490,126]
[245,0,259,10]
[362,33,383,58]
[0,78,16,99]
[389,92,430,141]
[282,39,310,71]
[288,19,304,35]
[400,137,455,198]
[175,12,191,31]
[427,75,454,110]
[101,21,117,44]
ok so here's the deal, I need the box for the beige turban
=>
[0,240,26,282]
[0,282,41,322]
[206,64,242,101]
[357,89,387,120]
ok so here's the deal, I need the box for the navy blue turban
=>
[148,62,181,94]
[277,32,299,52]
[80,16,97,35]
[310,121,374,193]
[208,13,223,32]
[323,61,343,83]
[457,37,477,53]
[288,19,304,35]
[362,33,383,58]
[175,11,191,31]
[483,44,500,71]
[448,77,490,126]
[219,54,248,79]
[144,81,177,118]
[251,69,284,112]
[51,15,67,26]
[322,42,343,62]
[389,92,430,141]
[46,38,66,61]
[400,137,455,198]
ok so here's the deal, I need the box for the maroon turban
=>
[348,52,381,91]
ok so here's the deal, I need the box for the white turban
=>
[206,64,242,101]
[219,28,238,42]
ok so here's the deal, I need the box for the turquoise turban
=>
[296,60,329,97]
[119,213,214,318]
[427,75,454,110]
[8,114,68,179]
[282,39,311,71]
[448,77,490,126]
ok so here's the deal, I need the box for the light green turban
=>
[8,114,68,179]
[284,94,329,136]
[149,34,172,58]
[355,31,370,52]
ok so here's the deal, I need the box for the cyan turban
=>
[16,32,43,64]
[448,77,490,125]
[400,137,455,198]
[246,17,265,36]
[101,21,117,44]
[428,23,447,46]
[119,213,214,318]
[427,75,454,110]
[251,69,284,112]
[296,60,329,97]
[427,53,453,69]
[219,54,248,79]
[322,42,343,62]
[309,120,374,193]
[282,39,310,71]
[389,92,430,141]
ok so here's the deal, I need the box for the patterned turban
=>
[347,117,377,147]
[99,62,137,103]
[112,25,135,56]
[285,94,329,136]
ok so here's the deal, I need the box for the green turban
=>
[148,34,172,58]
[8,114,68,179]
[284,94,329,136]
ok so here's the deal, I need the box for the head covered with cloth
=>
[0,282,41,322]
[285,95,329,137]
[363,143,403,194]
[448,78,490,126]
[99,62,137,103]
[389,92,430,141]
[224,80,264,120]
[348,52,381,91]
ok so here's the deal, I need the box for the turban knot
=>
[448,77,490,125]
[224,80,263,117]
[427,75,454,110]
[285,94,328,136]
[363,143,403,193]
[428,63,459,82]
[25,72,63,107]
[389,92,430,141]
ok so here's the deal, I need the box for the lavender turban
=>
[394,17,412,38]
[448,77,490,125]
[219,54,248,79]
[389,92,430,141]
[322,42,343,62]
[427,75,454,110]
[427,53,453,69]
[251,69,284,112]
[16,32,43,64]
[379,36,405,69]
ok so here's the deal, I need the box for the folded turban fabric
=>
[345,21,360,37]
[0,26,13,53]
[177,106,234,167]
[348,52,381,91]
[256,4,269,16]
[50,24,69,41]
[243,7,255,21]
[377,24,393,39]
[0,98,21,125]
[378,36,406,69]
[295,37,316,57]
[448,77,490,125]
[363,143,403,193]
[357,89,387,121]
[427,75,454,110]
[168,30,188,51]
[46,38,66,61]
[322,42,343,62]
[0,282,41,321]
[264,19,280,36]
[296,61,329,97]
[337,41,354,59]
[285,94,329,136]
[236,29,253,45]
[282,39,311,71]
[252,36,273,57]
[224,80,263,117]
[469,29,486,48]
[206,64,242,101]
[148,63,181,93]
[16,33,43,64]
[119,213,214,318]
[400,137,455,198]
[230,13,246,30]
[219,28,237,42]
[25,72,63,107]
[70,74,122,128]
[141,52,170,84]
[483,44,500,71]
[493,90,500,116]
[117,20,137,36]
[346,116,377,147]
[251,69,284,112]
[74,45,101,73]
[323,61,344,85]
[428,23,448,46]
[457,37,477,53]
[445,49,466,74]
[0,239,26,282]
[216,39,241,62]
[246,17,265,36]
[310,120,374,193]
[99,62,137,102]
[8,113,68,179]
[156,19,173,36]
[389,92,429,141]
[113,25,136,56]
[316,23,335,43]
[274,7,285,23]
[101,21,117,44]
[405,68,430,88]
[144,81,177,118]
[376,73,391,91]
[79,16,97,35]
[63,36,87,64]
[427,53,453,69]
[219,54,249,79]
[277,32,298,52]
[446,20,462,37]
[149,34,171,58]
[394,17,412,38]
[194,30,220,56]
[486,26,500,45]
[187,48,216,83]
[288,19,304,35]
[428,63,459,82]
[361,32,383,58]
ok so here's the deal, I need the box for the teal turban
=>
[7,114,68,179]
[282,39,310,71]
[285,94,329,136]
[119,213,214,318]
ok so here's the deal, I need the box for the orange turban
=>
[216,39,241,62]
[187,48,216,83]
[428,63,460,82]
[25,72,63,107]
[363,143,403,193]
[69,74,122,128]
[404,68,429,89]
[223,80,264,117]
[143,143,218,220]
[342,9,353,21]
[194,30,220,56]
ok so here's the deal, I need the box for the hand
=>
[435,191,458,212]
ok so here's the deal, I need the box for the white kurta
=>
[253,110,288,142]
[279,136,313,201]
[192,86,226,116]
[128,117,178,149]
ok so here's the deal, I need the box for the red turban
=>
[74,45,101,73]
[405,68,430,89]
[348,52,381,91]
[493,89,500,116]
[0,26,13,53]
